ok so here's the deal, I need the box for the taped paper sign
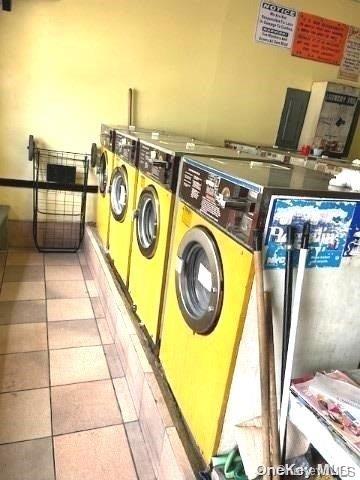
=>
[264,198,357,269]
[255,1,297,49]
[198,263,212,292]
[292,12,348,65]
[339,26,360,82]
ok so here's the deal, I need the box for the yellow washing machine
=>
[159,154,261,462]
[108,128,162,286]
[128,140,251,346]
[160,154,360,463]
[108,130,199,287]
[96,124,118,249]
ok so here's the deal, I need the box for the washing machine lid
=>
[98,151,108,195]
[110,166,128,221]
[136,185,160,259]
[175,226,223,335]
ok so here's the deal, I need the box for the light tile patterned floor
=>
[0,249,155,480]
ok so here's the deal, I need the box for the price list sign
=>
[292,12,348,65]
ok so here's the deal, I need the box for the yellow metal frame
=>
[108,154,138,287]
[128,173,173,343]
[160,203,254,462]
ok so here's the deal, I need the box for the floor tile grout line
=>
[0,422,130,448]
[0,342,105,356]
[49,341,103,351]
[40,317,95,325]
[90,247,160,479]
[123,420,141,480]
[89,274,138,441]
[0,435,53,448]
[52,421,124,439]
[0,376,126,397]
[0,348,49,356]
[44,258,57,480]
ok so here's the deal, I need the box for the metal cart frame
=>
[28,135,90,252]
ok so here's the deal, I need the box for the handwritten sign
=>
[339,26,360,82]
[292,12,348,65]
[255,1,297,49]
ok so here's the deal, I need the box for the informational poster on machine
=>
[264,197,358,269]
[292,12,348,65]
[343,203,360,257]
[339,26,360,82]
[255,1,297,49]
[313,84,360,156]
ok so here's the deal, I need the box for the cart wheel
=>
[90,143,98,168]
[28,135,35,161]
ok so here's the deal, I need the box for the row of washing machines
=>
[92,124,360,465]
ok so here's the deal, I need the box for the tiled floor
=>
[0,248,154,480]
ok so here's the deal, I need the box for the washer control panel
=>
[138,143,179,192]
[114,133,137,165]
[179,160,260,246]
[100,125,115,152]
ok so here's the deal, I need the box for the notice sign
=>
[339,26,360,82]
[255,1,297,49]
[292,12,348,65]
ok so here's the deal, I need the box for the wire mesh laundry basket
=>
[28,135,90,252]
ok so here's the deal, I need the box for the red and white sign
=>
[292,12,348,65]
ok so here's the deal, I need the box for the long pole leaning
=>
[253,230,271,478]
[281,225,295,397]
[265,292,281,479]
[279,222,310,459]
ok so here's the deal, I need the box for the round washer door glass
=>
[175,226,223,334]
[99,152,108,196]
[136,186,159,259]
[110,167,128,221]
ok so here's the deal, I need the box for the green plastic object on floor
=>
[211,448,248,480]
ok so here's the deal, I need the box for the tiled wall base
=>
[8,221,34,248]
[83,226,195,480]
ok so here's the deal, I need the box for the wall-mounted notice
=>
[264,197,357,269]
[339,26,360,82]
[292,12,348,65]
[255,1,297,49]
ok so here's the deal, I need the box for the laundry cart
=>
[28,135,89,252]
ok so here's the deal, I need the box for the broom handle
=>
[265,292,281,479]
[280,223,310,456]
[253,230,271,478]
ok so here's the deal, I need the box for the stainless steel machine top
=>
[137,139,268,192]
[180,155,360,249]
[115,129,207,167]
[140,139,250,159]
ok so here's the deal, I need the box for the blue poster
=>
[264,198,357,269]
[343,203,360,257]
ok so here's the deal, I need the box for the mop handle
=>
[281,225,295,394]
[279,222,310,455]
[253,229,271,478]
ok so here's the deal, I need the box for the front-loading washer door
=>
[136,186,160,259]
[175,226,223,335]
[98,151,108,197]
[110,166,128,222]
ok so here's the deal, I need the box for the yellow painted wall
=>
[0,0,359,220]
